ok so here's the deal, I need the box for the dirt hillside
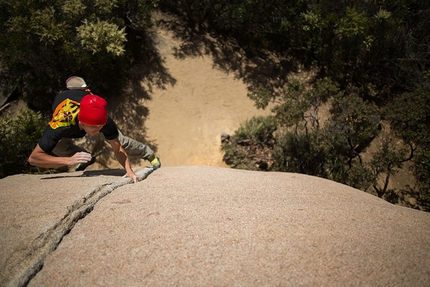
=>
[143,38,270,167]
[98,17,271,169]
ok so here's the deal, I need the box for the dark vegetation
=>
[0,0,429,210]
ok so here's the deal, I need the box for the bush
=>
[271,131,325,175]
[0,108,45,178]
[221,116,276,170]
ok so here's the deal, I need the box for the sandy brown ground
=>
[142,49,269,167]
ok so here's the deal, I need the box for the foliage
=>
[222,116,276,170]
[235,115,277,144]
[328,91,381,159]
[76,19,127,56]
[382,90,430,209]
[0,108,46,178]
[271,131,327,176]
[224,74,425,201]
[0,0,158,112]
[369,135,408,199]
[414,145,430,210]
[383,89,430,148]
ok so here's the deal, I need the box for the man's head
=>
[78,95,108,136]
[66,76,87,89]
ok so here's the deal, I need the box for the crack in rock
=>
[1,168,153,287]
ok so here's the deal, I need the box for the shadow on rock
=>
[40,169,127,180]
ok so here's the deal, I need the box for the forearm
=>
[28,152,72,168]
[28,144,91,168]
[109,138,137,182]
[28,144,70,168]
[113,148,134,174]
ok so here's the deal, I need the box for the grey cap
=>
[66,76,87,89]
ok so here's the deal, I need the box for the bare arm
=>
[108,138,138,183]
[28,144,92,168]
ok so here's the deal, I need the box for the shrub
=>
[222,116,276,170]
[0,108,45,178]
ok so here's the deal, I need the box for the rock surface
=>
[1,166,430,287]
